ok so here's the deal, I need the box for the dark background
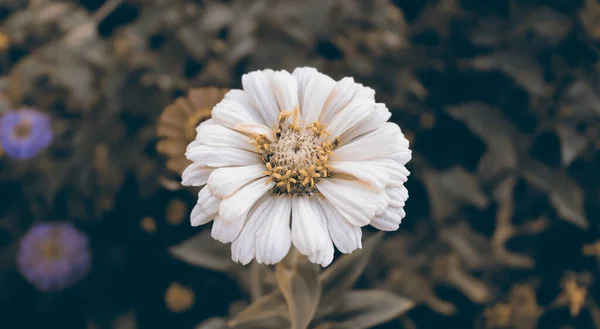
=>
[0,0,599,328]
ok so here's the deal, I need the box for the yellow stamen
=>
[291,105,300,130]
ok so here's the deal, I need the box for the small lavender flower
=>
[0,107,53,160]
[17,222,91,292]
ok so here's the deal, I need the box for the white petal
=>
[307,199,335,266]
[190,203,215,226]
[391,143,412,166]
[231,196,275,265]
[195,118,215,134]
[370,207,406,231]
[316,178,384,226]
[242,69,280,126]
[327,98,375,138]
[181,163,214,186]
[291,196,332,259]
[207,164,266,199]
[373,187,391,216]
[339,103,391,143]
[186,144,261,167]
[212,97,265,128]
[387,185,408,208]
[234,123,276,141]
[211,215,246,243]
[331,159,409,188]
[256,196,293,264]
[329,160,391,189]
[198,186,220,213]
[292,67,336,124]
[219,177,275,222]
[195,124,257,152]
[191,187,220,226]
[272,70,299,112]
[331,123,401,162]
[321,78,375,123]
[317,197,362,254]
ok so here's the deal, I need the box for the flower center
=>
[12,119,32,140]
[39,239,63,260]
[254,106,339,196]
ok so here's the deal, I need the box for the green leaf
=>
[316,232,384,318]
[318,290,414,329]
[227,292,288,328]
[169,230,234,272]
[275,253,321,329]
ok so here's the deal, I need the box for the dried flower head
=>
[17,222,91,292]
[164,282,195,313]
[166,199,188,225]
[141,217,157,233]
[157,87,230,175]
[182,67,411,267]
[483,283,542,329]
[0,107,53,160]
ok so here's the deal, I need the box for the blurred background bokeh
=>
[0,0,599,328]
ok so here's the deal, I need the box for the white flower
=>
[182,67,411,267]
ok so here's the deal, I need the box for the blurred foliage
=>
[0,0,599,329]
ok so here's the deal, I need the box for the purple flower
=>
[0,108,53,160]
[17,222,91,292]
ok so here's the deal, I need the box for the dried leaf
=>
[227,293,288,328]
[590,299,600,329]
[433,254,494,304]
[563,79,600,119]
[113,312,136,329]
[316,232,383,318]
[492,175,535,268]
[580,0,600,41]
[245,262,276,301]
[195,317,227,329]
[169,230,234,272]
[469,53,550,96]
[275,253,321,329]
[315,290,414,329]
[556,124,588,166]
[521,8,571,44]
[198,316,284,329]
[447,102,519,182]
[421,166,488,222]
[384,268,457,315]
[441,223,500,270]
[521,160,588,229]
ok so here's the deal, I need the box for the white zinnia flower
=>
[182,67,411,267]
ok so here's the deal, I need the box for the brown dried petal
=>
[156,140,188,157]
[188,87,229,112]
